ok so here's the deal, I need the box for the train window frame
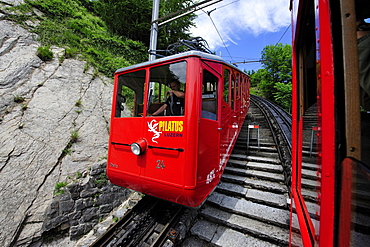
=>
[231,74,235,110]
[235,73,239,99]
[291,0,319,245]
[115,69,146,118]
[146,61,187,117]
[223,69,230,105]
[201,69,218,121]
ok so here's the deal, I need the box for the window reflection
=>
[115,70,146,117]
[147,62,186,116]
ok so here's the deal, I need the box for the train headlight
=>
[131,138,147,155]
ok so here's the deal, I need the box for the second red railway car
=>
[107,51,250,207]
[290,0,370,246]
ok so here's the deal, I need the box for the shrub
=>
[37,46,53,61]
[54,181,68,195]
[70,130,79,143]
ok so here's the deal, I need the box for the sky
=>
[189,0,292,72]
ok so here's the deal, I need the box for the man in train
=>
[152,81,185,116]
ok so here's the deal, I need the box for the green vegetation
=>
[95,0,195,50]
[37,45,53,61]
[70,130,79,143]
[62,148,73,155]
[6,0,195,77]
[21,104,28,111]
[98,156,107,161]
[13,95,25,103]
[75,99,82,107]
[94,173,108,185]
[7,0,147,77]
[247,43,292,112]
[54,181,68,195]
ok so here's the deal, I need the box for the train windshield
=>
[147,61,186,116]
[115,70,146,117]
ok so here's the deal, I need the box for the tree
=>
[273,82,292,112]
[248,43,292,110]
[93,0,152,45]
[157,0,196,50]
[93,0,195,50]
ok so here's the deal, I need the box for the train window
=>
[147,61,186,116]
[202,70,218,120]
[223,69,230,104]
[236,73,239,98]
[115,70,146,117]
[231,75,235,110]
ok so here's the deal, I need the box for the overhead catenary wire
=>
[196,0,240,16]
[203,9,235,64]
[276,23,291,44]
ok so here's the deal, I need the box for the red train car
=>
[107,51,250,207]
[290,0,370,246]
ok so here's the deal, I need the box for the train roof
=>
[115,51,241,74]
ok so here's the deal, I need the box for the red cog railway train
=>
[107,51,250,207]
[290,0,370,246]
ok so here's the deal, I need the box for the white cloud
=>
[190,0,291,50]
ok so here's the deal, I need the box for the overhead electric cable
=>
[276,23,291,44]
[204,9,235,63]
[197,0,239,16]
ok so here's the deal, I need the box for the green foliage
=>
[13,95,25,103]
[273,82,292,112]
[21,104,28,111]
[65,47,79,59]
[37,46,53,61]
[75,100,82,107]
[54,181,68,195]
[247,43,292,109]
[62,148,73,155]
[94,173,108,185]
[94,0,152,44]
[7,0,197,77]
[70,130,79,143]
[94,0,195,50]
[11,0,147,77]
[157,0,196,50]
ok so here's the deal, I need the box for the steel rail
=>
[250,95,292,190]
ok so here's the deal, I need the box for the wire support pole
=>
[149,0,160,61]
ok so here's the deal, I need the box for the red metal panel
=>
[317,0,336,245]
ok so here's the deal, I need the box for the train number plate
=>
[156,160,165,169]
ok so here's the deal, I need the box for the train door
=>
[291,0,325,245]
[142,61,187,190]
[198,63,221,186]
[220,68,231,160]
[108,69,147,191]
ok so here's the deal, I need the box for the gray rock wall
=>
[0,17,129,246]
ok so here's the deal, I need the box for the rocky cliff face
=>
[0,2,131,246]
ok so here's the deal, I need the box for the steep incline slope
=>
[0,16,117,246]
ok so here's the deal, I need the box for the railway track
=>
[92,97,295,247]
[90,196,185,247]
[181,98,296,246]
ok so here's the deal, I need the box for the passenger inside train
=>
[152,81,185,116]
